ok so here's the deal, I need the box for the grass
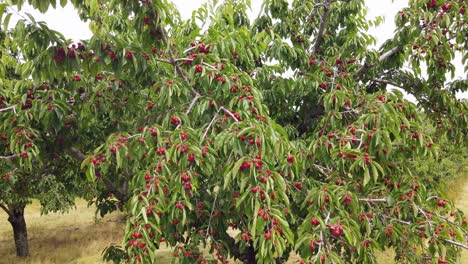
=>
[0,200,124,264]
[1,175,467,264]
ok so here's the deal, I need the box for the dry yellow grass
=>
[1,174,467,264]
[0,200,124,264]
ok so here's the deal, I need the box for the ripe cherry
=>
[310,217,320,226]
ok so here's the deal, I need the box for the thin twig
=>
[202,108,222,139]
[206,189,219,238]
[439,215,468,236]
[382,215,411,225]
[183,46,198,54]
[185,94,201,115]
[0,154,18,160]
[175,94,201,130]
[220,106,240,122]
[358,198,387,202]
[201,62,218,71]
[0,105,17,113]
[126,133,142,139]
[443,239,468,250]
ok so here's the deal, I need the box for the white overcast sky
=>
[8,0,467,99]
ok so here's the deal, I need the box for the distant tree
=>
[1,0,467,263]
[0,25,90,257]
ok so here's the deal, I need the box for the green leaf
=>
[363,168,370,186]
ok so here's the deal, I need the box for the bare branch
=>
[154,58,172,64]
[206,189,219,238]
[0,154,18,160]
[202,108,222,139]
[68,147,86,162]
[220,106,240,122]
[159,28,191,85]
[183,45,198,54]
[379,46,402,61]
[311,0,332,54]
[0,105,17,113]
[382,215,411,225]
[201,62,218,71]
[0,203,12,218]
[175,94,201,130]
[373,78,404,89]
[358,198,387,202]
[439,215,468,236]
[126,133,142,140]
[357,46,402,74]
[185,93,201,116]
[443,239,468,250]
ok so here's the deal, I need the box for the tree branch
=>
[158,26,192,87]
[220,106,240,122]
[0,105,16,113]
[185,93,201,115]
[202,108,222,139]
[373,78,404,89]
[443,239,468,250]
[67,147,128,203]
[357,46,402,74]
[0,203,13,218]
[0,154,18,160]
[439,215,468,236]
[358,198,387,202]
[68,147,86,162]
[311,0,332,54]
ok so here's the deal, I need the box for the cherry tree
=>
[1,0,467,263]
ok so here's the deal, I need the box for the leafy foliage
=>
[0,0,467,263]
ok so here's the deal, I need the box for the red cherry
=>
[195,65,203,73]
[188,153,195,163]
[125,51,133,60]
[263,233,271,240]
[287,155,295,163]
[156,148,166,155]
[310,217,320,226]
[294,182,302,190]
[385,230,392,237]
[73,74,81,81]
[171,116,181,126]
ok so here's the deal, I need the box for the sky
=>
[7,0,466,100]
[10,0,407,45]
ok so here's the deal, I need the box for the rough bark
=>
[225,233,257,264]
[7,204,29,257]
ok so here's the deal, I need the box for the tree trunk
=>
[241,245,257,264]
[7,205,29,257]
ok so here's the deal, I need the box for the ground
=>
[1,178,467,264]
